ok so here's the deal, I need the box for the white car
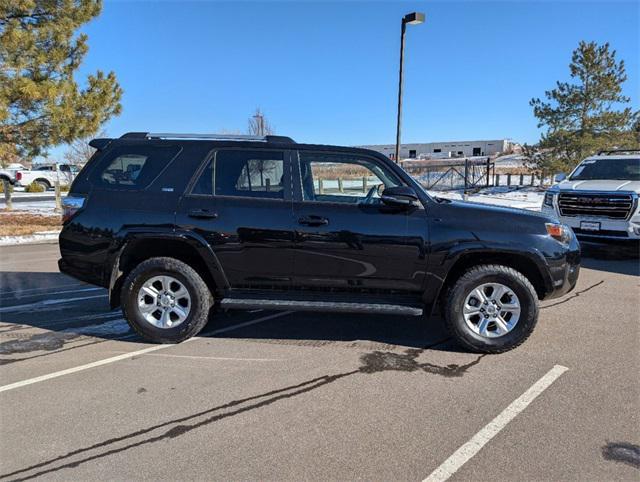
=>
[542,149,640,244]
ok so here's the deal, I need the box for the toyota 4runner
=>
[59,132,580,353]
[542,149,640,245]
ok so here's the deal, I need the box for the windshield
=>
[570,158,640,181]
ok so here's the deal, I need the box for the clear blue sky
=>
[50,0,639,158]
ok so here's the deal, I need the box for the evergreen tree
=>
[0,0,122,165]
[530,41,638,173]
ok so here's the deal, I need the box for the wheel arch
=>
[108,232,228,309]
[429,248,552,315]
[34,178,52,187]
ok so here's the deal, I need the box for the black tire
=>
[444,264,539,354]
[35,179,50,191]
[121,257,213,343]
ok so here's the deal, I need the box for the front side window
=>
[192,150,285,199]
[299,152,401,204]
[570,158,640,181]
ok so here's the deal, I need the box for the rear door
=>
[176,148,295,289]
[291,150,429,294]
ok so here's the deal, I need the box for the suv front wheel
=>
[121,257,213,343]
[445,264,539,353]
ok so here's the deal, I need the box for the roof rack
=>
[120,132,295,143]
[597,148,640,156]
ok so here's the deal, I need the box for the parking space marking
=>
[0,282,85,296]
[0,294,108,313]
[135,353,283,362]
[0,311,293,393]
[0,286,103,301]
[423,364,569,482]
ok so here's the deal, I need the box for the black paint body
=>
[59,137,580,313]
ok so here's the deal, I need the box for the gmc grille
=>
[558,192,634,220]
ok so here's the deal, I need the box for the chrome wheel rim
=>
[137,275,191,329]
[463,283,521,338]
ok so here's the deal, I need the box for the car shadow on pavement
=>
[0,270,474,356]
[579,244,640,276]
[203,309,460,352]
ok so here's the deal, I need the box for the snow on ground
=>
[493,154,527,168]
[0,199,59,216]
[0,230,61,246]
[427,186,545,211]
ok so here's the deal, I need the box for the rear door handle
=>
[298,215,329,227]
[188,209,218,219]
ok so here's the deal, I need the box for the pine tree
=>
[530,41,639,173]
[0,0,122,165]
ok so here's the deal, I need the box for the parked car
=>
[15,163,79,190]
[542,149,640,245]
[59,132,580,353]
[0,163,28,185]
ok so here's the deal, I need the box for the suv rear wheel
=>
[445,264,538,353]
[121,257,213,343]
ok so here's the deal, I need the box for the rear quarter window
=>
[89,144,181,189]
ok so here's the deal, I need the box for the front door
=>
[176,148,295,289]
[291,150,429,294]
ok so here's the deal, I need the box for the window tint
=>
[191,150,285,199]
[94,145,180,189]
[299,152,401,204]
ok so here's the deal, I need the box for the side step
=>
[220,298,423,316]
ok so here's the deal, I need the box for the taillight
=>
[16,172,22,181]
[62,195,85,223]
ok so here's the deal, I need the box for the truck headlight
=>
[546,223,572,245]
[543,192,555,207]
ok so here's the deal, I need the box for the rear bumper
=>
[58,258,105,287]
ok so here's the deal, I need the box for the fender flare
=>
[422,242,554,314]
[107,229,229,308]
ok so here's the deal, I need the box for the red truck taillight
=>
[16,172,22,181]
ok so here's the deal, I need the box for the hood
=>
[554,179,640,193]
[438,197,550,220]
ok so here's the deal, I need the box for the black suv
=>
[59,133,580,353]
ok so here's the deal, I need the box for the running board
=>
[220,298,423,316]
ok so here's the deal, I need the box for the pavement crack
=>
[540,280,605,310]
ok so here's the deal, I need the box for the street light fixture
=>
[394,12,425,163]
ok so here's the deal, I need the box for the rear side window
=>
[192,149,285,199]
[91,145,180,189]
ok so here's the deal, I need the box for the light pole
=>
[394,12,425,163]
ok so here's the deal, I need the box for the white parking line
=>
[0,311,293,393]
[0,294,108,313]
[0,286,103,300]
[423,364,569,482]
[138,353,283,362]
[0,282,85,296]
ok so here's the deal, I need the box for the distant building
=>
[359,139,515,160]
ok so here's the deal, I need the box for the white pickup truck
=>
[0,163,28,185]
[542,149,640,244]
[15,164,79,190]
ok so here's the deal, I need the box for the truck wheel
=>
[121,257,213,343]
[36,180,50,191]
[445,264,538,353]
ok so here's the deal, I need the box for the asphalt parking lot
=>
[0,243,638,481]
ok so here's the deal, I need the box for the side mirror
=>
[381,186,419,209]
[554,173,567,183]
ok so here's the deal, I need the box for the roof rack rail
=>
[597,148,640,155]
[119,132,295,143]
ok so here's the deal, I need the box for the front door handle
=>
[298,215,329,227]
[188,209,218,219]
